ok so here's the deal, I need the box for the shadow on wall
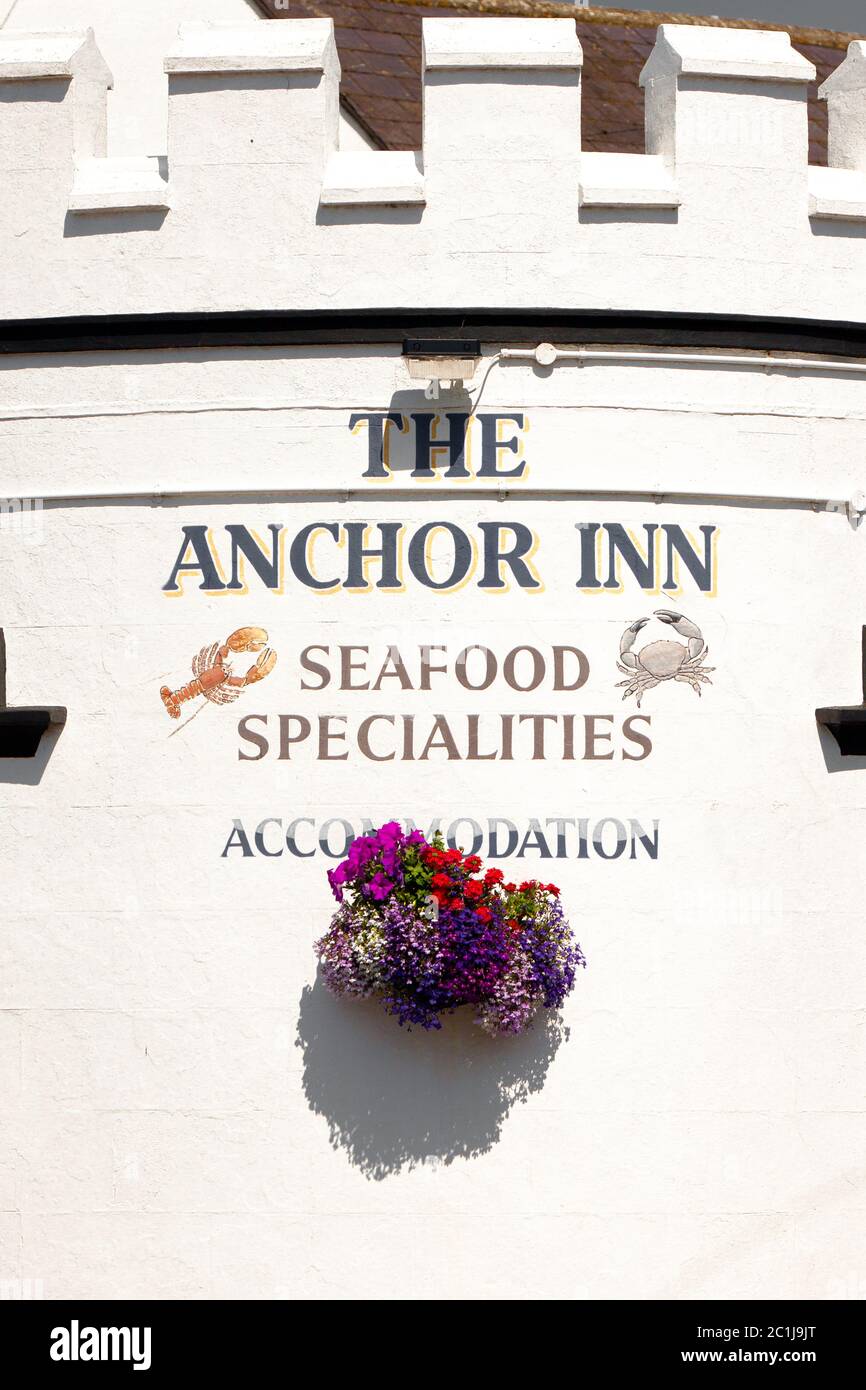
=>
[0,724,63,786]
[296,976,567,1181]
[817,725,866,775]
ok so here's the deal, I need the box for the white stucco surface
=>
[1,16,865,1302]
[1,0,262,155]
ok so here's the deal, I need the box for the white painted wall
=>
[338,105,378,152]
[1,18,865,1302]
[1,0,263,155]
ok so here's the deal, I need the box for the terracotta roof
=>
[253,1,864,161]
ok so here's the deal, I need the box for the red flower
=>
[475,905,493,923]
[519,880,534,892]
[507,918,520,933]
[546,883,560,896]
[444,849,462,864]
[484,868,504,884]
[464,880,483,900]
[432,888,449,906]
[464,855,482,873]
[431,872,452,888]
[449,897,464,911]
[504,882,516,893]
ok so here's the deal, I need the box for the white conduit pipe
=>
[499,343,866,519]
[498,343,866,375]
[12,484,866,521]
[5,343,866,517]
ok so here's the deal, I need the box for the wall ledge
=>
[809,166,866,221]
[321,150,424,207]
[69,156,169,214]
[580,152,679,209]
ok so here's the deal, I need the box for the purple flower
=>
[316,822,583,1033]
[327,865,347,902]
[365,871,395,902]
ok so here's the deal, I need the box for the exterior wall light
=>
[0,629,67,758]
[816,626,866,756]
[402,339,481,398]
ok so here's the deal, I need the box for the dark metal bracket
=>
[816,626,866,756]
[0,630,66,758]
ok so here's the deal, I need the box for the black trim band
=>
[2,308,866,357]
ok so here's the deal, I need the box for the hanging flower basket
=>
[316,822,585,1034]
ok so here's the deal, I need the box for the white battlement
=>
[0,27,111,164]
[0,27,110,80]
[639,23,815,83]
[1,17,866,322]
[422,16,583,69]
[164,17,336,73]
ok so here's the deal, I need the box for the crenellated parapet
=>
[814,41,866,218]
[3,17,866,321]
[0,28,111,165]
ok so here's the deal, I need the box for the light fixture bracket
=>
[402,337,481,387]
[0,629,67,758]
[816,625,866,756]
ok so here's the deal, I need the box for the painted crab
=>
[616,609,714,707]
